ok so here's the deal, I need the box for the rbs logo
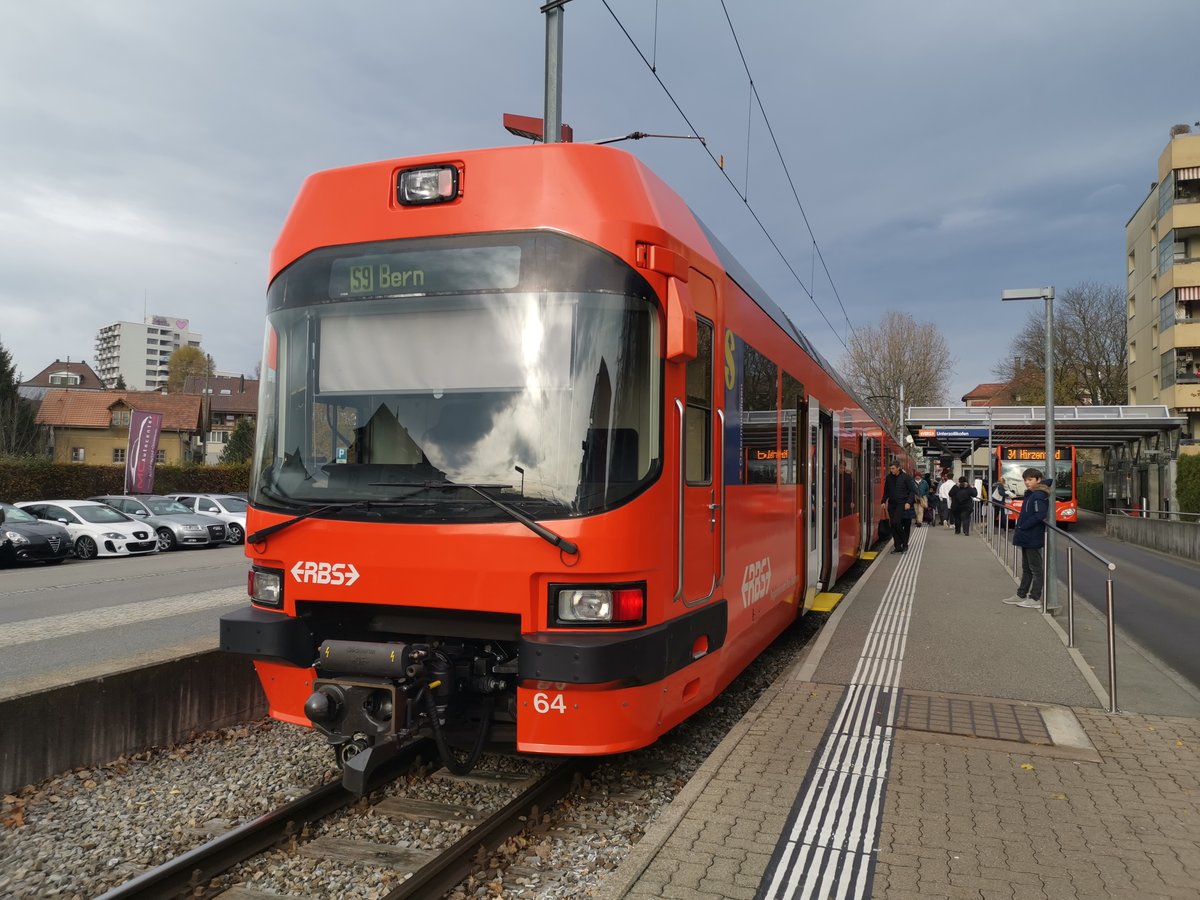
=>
[290,561,361,587]
[741,557,771,608]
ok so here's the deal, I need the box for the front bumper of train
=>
[220,602,727,753]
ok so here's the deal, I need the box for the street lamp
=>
[1001,287,1058,613]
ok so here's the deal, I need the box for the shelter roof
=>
[905,405,1187,459]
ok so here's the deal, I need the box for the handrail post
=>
[1105,578,1117,713]
[1066,545,1075,648]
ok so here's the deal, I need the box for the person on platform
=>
[913,472,930,527]
[882,461,917,553]
[1002,468,1057,611]
[949,476,977,535]
[936,471,955,527]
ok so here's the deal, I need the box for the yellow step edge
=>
[859,551,879,561]
[811,592,844,612]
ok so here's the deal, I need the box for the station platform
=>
[598,524,1200,899]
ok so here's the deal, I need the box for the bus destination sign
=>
[1003,447,1064,461]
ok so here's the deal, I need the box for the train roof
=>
[692,216,877,424]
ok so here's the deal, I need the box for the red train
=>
[220,143,905,790]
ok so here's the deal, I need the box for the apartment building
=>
[1126,127,1200,439]
[93,315,203,391]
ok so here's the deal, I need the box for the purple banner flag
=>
[125,410,164,494]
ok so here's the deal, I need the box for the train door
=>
[818,410,835,590]
[803,397,823,608]
[679,271,721,606]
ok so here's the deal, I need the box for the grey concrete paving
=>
[600,524,1200,899]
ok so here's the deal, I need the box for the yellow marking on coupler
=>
[811,592,844,612]
[859,551,879,561]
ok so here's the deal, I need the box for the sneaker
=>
[1016,598,1043,609]
[1001,595,1026,604]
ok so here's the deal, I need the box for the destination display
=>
[328,246,521,299]
[1002,447,1064,461]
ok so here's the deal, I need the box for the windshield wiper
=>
[247,482,578,555]
[458,484,578,555]
[375,480,579,554]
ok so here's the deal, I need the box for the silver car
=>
[89,495,228,551]
[165,493,247,544]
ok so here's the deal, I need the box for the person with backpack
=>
[948,476,977,535]
[990,479,1011,528]
[913,473,930,527]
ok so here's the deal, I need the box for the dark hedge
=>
[1178,453,1200,515]
[0,458,250,503]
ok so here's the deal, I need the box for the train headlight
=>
[552,584,645,627]
[396,165,459,205]
[249,566,284,608]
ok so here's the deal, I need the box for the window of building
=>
[113,448,126,463]
[155,449,166,464]
[111,410,130,427]
[1152,324,1159,349]
[70,447,85,462]
[1162,349,1177,389]
[1160,289,1178,332]
[1128,295,1136,319]
[1128,340,1136,364]
[48,373,81,386]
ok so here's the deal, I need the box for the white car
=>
[16,500,160,560]
[166,493,247,544]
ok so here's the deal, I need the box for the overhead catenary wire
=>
[717,0,854,340]
[599,0,853,352]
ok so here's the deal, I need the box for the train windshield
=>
[252,235,661,520]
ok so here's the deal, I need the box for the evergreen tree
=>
[220,416,256,464]
[0,338,44,456]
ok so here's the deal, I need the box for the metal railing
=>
[985,500,1120,713]
[1108,506,1200,522]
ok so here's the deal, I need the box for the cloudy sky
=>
[2,1,1197,403]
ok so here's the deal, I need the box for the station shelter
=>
[903,405,1188,515]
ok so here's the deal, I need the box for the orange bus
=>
[994,445,1078,528]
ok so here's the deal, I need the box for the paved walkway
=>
[599,524,1200,899]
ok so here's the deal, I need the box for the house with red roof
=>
[34,390,203,466]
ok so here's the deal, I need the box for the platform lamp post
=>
[1001,287,1058,613]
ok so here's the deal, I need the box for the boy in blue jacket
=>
[1002,468,1055,610]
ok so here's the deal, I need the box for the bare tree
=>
[840,310,953,427]
[992,281,1126,405]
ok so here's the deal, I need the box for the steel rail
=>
[383,758,588,900]
[96,737,436,900]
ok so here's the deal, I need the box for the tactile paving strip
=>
[894,690,1053,745]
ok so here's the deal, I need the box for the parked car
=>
[88,495,228,551]
[0,502,73,566]
[165,493,247,544]
[16,500,159,560]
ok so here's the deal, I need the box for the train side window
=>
[840,449,856,515]
[781,373,803,484]
[742,343,779,484]
[684,318,713,485]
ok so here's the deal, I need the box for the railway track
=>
[94,738,586,900]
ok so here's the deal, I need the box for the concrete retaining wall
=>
[1105,514,1200,559]
[1,650,266,794]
